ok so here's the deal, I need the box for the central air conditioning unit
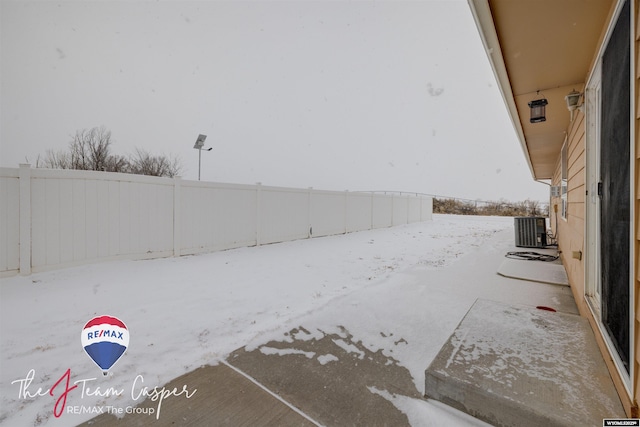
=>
[514,217,547,248]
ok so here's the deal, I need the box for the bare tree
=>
[41,149,72,169]
[69,126,113,171]
[525,199,541,216]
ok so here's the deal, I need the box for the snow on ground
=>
[0,214,516,426]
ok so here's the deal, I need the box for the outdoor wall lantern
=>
[528,92,548,123]
[565,89,582,111]
[193,134,212,181]
[565,89,583,121]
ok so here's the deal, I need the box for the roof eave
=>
[467,0,537,181]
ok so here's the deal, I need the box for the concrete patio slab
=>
[424,298,625,427]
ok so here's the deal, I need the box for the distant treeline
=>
[433,197,547,217]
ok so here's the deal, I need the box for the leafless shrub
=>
[434,197,548,217]
[105,154,130,173]
[127,148,182,178]
[40,149,71,169]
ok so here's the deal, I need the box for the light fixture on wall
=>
[528,91,548,123]
[565,89,583,121]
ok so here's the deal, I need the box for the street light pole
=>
[198,147,202,181]
[193,134,212,181]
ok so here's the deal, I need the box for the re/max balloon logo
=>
[81,315,129,375]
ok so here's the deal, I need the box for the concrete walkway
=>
[78,363,317,427]
[227,326,422,426]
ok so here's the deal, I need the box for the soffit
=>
[484,0,614,180]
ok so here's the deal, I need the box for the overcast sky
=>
[1,0,549,202]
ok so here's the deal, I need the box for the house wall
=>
[634,0,640,409]
[549,2,640,414]
[554,90,638,415]
[471,0,637,415]
[551,111,587,308]
[554,0,638,414]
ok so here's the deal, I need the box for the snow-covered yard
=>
[1,214,540,426]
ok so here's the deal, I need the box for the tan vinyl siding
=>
[634,0,640,408]
[548,3,637,413]
[554,111,587,303]
[550,161,561,238]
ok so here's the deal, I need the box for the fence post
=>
[19,164,31,275]
[344,190,348,234]
[256,183,262,246]
[308,187,313,238]
[370,192,374,230]
[406,195,410,224]
[391,193,394,227]
[173,176,181,257]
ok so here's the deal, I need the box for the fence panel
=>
[180,182,257,254]
[180,184,213,252]
[30,176,52,267]
[346,192,372,233]
[408,196,422,223]
[392,195,409,226]
[310,190,346,237]
[0,170,20,275]
[209,184,257,251]
[260,186,310,245]
[421,197,433,221]
[29,169,175,271]
[372,194,393,229]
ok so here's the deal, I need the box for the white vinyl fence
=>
[0,165,432,276]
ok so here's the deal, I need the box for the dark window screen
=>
[600,0,630,372]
